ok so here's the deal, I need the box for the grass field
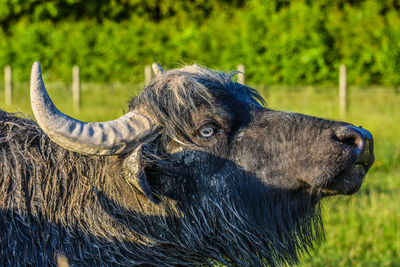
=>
[1,81,399,266]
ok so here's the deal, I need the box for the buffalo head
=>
[29,62,374,266]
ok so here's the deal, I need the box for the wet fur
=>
[0,111,324,266]
[0,65,339,266]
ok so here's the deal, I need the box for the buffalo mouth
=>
[296,126,375,197]
[315,127,375,196]
[321,160,373,196]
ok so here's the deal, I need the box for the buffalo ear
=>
[124,144,160,204]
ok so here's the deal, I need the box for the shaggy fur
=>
[0,64,372,266]
[131,65,264,142]
[0,111,323,266]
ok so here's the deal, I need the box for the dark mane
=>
[0,62,373,266]
[0,110,129,239]
[0,110,323,266]
[131,65,265,140]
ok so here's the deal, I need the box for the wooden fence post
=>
[237,64,245,85]
[72,65,80,110]
[339,64,347,118]
[145,65,152,85]
[4,65,12,106]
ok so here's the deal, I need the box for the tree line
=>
[0,0,399,86]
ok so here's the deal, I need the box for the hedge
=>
[0,0,399,86]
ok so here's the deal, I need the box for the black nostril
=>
[334,125,374,167]
[334,125,366,151]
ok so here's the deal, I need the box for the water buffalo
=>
[0,62,374,266]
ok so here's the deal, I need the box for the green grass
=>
[0,82,399,266]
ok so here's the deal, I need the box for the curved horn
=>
[30,62,160,155]
[152,63,164,77]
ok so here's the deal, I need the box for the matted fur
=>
[0,63,371,266]
[0,110,323,266]
[131,65,265,141]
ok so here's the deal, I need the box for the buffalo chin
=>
[319,163,370,196]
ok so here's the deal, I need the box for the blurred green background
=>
[0,0,400,86]
[0,0,399,266]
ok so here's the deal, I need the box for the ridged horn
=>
[30,62,160,155]
[152,63,164,77]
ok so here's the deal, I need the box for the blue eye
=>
[199,127,215,138]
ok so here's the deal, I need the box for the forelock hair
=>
[132,65,265,141]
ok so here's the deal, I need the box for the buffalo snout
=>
[333,125,375,170]
[231,110,375,197]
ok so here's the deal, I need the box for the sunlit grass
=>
[0,82,398,266]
